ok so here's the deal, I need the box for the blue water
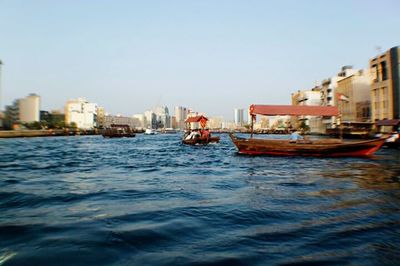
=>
[0,134,400,265]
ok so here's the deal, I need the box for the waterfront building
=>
[19,93,40,123]
[65,97,97,129]
[291,87,323,133]
[260,117,269,129]
[144,110,157,129]
[222,121,236,130]
[268,115,291,130]
[133,114,146,128]
[247,109,253,125]
[208,116,224,129]
[336,69,372,123]
[96,107,106,128]
[320,66,358,131]
[175,106,189,129]
[370,46,400,132]
[171,116,177,129]
[153,106,171,129]
[104,115,140,129]
[234,108,244,126]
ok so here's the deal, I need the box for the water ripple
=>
[0,134,399,265]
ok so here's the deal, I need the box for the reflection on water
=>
[0,134,399,265]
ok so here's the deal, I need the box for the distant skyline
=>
[1,0,399,120]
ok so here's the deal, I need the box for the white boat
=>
[144,128,157,135]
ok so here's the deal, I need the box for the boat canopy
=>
[249,105,339,116]
[185,115,209,129]
[185,115,209,123]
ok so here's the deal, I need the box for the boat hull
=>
[229,134,386,157]
[182,136,220,145]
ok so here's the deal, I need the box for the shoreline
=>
[0,129,98,138]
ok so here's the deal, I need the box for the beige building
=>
[19,93,40,123]
[370,46,400,132]
[104,115,140,128]
[336,69,372,122]
[65,97,97,129]
[97,107,106,128]
[208,116,223,129]
[291,86,323,133]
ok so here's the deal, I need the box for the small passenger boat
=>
[230,105,387,157]
[182,115,220,145]
[144,128,157,135]
[102,124,136,138]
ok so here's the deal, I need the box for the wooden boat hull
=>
[229,133,386,157]
[182,136,220,145]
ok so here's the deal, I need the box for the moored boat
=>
[102,124,136,138]
[230,133,386,157]
[230,104,387,157]
[144,128,157,135]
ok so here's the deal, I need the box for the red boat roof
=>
[185,115,208,123]
[250,105,339,116]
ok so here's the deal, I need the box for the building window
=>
[381,61,387,80]
[372,64,379,82]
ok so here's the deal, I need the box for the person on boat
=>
[185,129,201,140]
[289,129,303,143]
[201,128,210,140]
[185,130,195,140]
[193,129,201,139]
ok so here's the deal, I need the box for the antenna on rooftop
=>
[375,46,382,55]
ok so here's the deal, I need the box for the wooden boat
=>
[102,124,136,138]
[230,134,386,157]
[182,115,220,145]
[230,105,387,157]
[183,136,220,145]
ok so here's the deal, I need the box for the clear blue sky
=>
[1,0,399,120]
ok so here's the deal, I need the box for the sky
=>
[0,0,399,120]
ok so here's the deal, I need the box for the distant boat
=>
[230,105,387,157]
[160,128,179,134]
[102,124,136,138]
[182,115,220,145]
[144,128,157,135]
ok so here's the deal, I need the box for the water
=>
[0,134,399,265]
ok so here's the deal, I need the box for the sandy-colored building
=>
[97,107,105,128]
[291,86,323,133]
[104,115,140,129]
[19,93,40,123]
[208,116,223,129]
[370,46,400,132]
[336,69,372,122]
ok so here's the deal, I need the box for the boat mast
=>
[249,105,255,139]
[339,101,343,140]
[250,115,254,138]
